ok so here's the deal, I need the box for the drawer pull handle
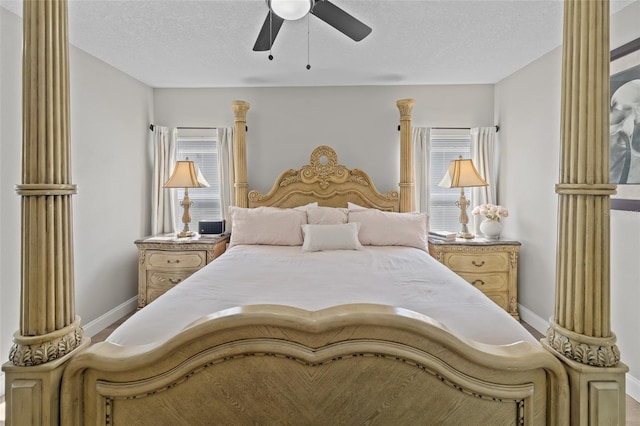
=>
[167,259,180,264]
[472,279,485,286]
[472,260,485,267]
[169,278,182,284]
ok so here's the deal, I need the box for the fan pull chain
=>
[306,13,311,70]
[268,10,274,61]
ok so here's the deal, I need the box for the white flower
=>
[472,204,509,221]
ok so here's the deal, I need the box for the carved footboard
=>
[61,304,568,425]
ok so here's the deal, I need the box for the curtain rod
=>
[177,126,217,130]
[397,125,500,132]
[148,125,217,131]
[149,124,247,131]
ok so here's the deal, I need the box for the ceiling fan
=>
[253,0,372,52]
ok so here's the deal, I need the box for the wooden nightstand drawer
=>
[148,270,197,287]
[444,252,509,273]
[428,238,520,320]
[457,272,508,291]
[146,250,206,270]
[146,270,198,304]
[135,234,230,309]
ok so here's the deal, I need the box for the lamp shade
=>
[438,157,488,188]
[163,160,210,189]
[268,0,313,20]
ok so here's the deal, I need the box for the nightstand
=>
[134,234,230,309]
[428,237,521,320]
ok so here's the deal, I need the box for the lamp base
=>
[177,230,196,238]
[455,188,476,240]
[457,231,475,239]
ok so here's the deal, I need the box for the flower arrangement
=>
[472,204,509,222]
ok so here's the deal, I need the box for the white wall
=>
[494,47,562,325]
[0,8,153,373]
[69,38,154,324]
[495,1,640,400]
[608,0,640,400]
[154,85,494,195]
[0,6,23,396]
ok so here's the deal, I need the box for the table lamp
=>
[163,158,210,238]
[438,156,488,239]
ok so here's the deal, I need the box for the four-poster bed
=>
[1,0,629,425]
[61,140,577,425]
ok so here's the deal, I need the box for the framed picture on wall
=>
[610,36,640,212]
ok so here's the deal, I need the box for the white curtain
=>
[413,127,431,214]
[151,126,177,235]
[470,126,499,232]
[218,127,235,224]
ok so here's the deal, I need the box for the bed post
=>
[1,0,90,424]
[542,0,628,424]
[232,100,251,208]
[397,99,416,213]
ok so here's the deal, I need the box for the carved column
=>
[542,0,627,424]
[232,100,250,208]
[397,99,416,213]
[2,1,89,424]
[9,0,84,367]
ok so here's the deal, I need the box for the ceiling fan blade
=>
[311,0,371,42]
[253,12,285,51]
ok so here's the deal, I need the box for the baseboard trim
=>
[627,372,640,403]
[518,303,549,337]
[83,296,137,338]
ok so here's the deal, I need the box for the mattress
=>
[107,245,537,346]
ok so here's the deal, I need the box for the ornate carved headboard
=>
[248,146,400,211]
[232,99,416,213]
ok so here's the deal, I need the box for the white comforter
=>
[107,245,537,346]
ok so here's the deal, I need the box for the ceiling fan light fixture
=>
[267,0,313,21]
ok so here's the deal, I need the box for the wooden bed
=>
[61,142,568,425]
[1,0,628,425]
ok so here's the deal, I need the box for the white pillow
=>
[347,202,369,211]
[348,209,428,250]
[306,206,349,225]
[229,206,307,247]
[293,202,318,211]
[301,222,363,252]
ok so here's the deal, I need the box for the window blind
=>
[175,130,222,224]
[428,133,472,232]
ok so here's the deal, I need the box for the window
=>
[175,129,222,225]
[428,131,472,232]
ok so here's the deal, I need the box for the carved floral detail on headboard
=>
[300,146,349,189]
[278,170,301,187]
[274,147,377,191]
[247,145,399,210]
[348,171,369,187]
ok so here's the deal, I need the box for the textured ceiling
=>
[1,0,636,88]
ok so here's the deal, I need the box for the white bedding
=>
[108,245,537,346]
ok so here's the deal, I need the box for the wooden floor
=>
[1,315,639,425]
[90,310,134,343]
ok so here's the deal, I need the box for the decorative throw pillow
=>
[348,209,428,250]
[306,206,349,225]
[301,222,363,252]
[229,206,307,246]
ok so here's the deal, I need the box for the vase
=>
[480,219,502,240]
